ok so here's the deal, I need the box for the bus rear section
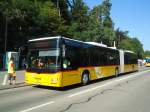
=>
[119,50,138,74]
[145,58,150,67]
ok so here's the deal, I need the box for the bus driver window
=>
[63,58,70,69]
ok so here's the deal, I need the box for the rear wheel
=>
[81,72,89,85]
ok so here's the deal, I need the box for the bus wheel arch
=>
[81,70,90,85]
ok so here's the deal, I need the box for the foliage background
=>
[0,0,146,58]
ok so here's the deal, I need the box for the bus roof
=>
[85,42,107,47]
[29,36,84,43]
[124,50,135,54]
[63,38,118,50]
[28,36,119,51]
[29,36,61,42]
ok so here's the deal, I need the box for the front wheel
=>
[81,73,89,85]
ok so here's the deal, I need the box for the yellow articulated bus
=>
[145,58,150,67]
[25,36,138,87]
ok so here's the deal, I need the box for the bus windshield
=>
[27,39,61,73]
[146,58,150,63]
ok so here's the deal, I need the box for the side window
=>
[90,47,98,66]
[80,48,90,66]
[109,50,119,65]
[103,49,109,65]
[124,53,128,64]
[62,45,78,70]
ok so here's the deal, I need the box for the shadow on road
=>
[33,71,137,91]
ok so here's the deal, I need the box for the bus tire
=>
[115,68,119,77]
[81,72,89,85]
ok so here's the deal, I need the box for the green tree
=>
[144,51,150,57]
[0,0,145,57]
[67,0,89,40]
[86,6,103,42]
[103,27,115,46]
[119,37,144,58]
[35,1,64,36]
[51,0,71,24]
[101,0,116,46]
[0,0,65,52]
[115,28,128,47]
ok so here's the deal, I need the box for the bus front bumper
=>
[25,72,63,87]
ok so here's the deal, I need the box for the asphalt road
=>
[0,67,150,112]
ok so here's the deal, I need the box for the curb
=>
[0,82,32,90]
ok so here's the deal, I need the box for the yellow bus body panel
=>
[124,64,138,73]
[145,63,150,67]
[25,72,63,87]
[59,65,118,87]
[99,65,118,77]
[25,64,137,87]
[62,70,80,86]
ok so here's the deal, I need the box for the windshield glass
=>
[146,58,150,63]
[27,39,61,73]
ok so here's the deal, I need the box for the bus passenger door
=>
[62,45,80,86]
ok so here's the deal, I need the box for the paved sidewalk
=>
[0,70,30,90]
[0,83,31,90]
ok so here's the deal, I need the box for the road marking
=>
[68,70,150,98]
[20,101,54,112]
[2,74,8,85]
[19,70,150,112]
